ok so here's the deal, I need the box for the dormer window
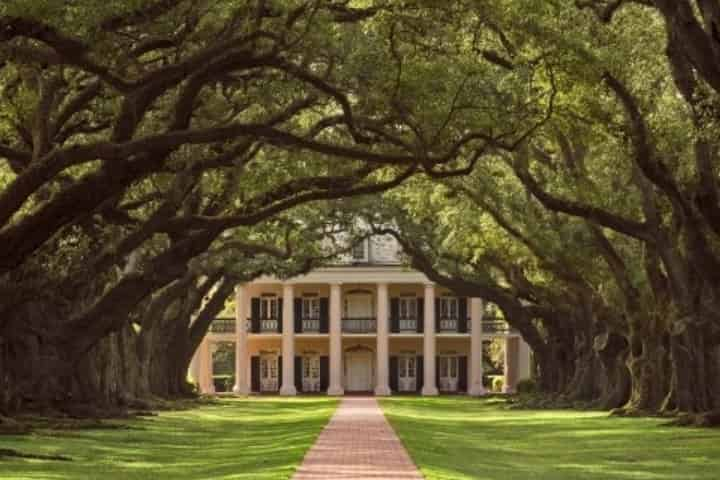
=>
[351,239,368,261]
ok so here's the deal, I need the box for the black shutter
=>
[295,356,303,393]
[319,298,329,333]
[435,356,441,391]
[390,298,400,333]
[435,298,441,332]
[277,298,283,333]
[458,298,468,333]
[251,298,261,333]
[389,356,399,392]
[417,299,424,333]
[416,356,424,392]
[458,356,468,392]
[251,356,260,392]
[320,356,329,391]
[278,356,282,392]
[294,299,303,333]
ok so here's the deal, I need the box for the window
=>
[310,359,320,379]
[302,297,321,319]
[260,297,278,319]
[399,297,417,319]
[439,297,458,319]
[440,357,449,377]
[351,240,367,261]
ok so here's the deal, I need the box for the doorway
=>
[345,348,374,391]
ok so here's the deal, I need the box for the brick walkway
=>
[292,396,423,480]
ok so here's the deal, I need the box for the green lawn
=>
[380,396,720,480]
[1,397,338,480]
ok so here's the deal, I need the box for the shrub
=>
[516,378,537,394]
[492,376,504,392]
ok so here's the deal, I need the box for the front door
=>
[260,355,279,392]
[302,356,321,392]
[398,355,417,392]
[345,351,373,391]
[439,355,458,392]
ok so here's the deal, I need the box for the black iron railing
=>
[342,317,376,333]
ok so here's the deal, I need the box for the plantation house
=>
[191,235,532,395]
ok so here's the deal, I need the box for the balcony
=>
[259,318,279,332]
[342,317,376,333]
[301,318,321,333]
[210,318,235,334]
[398,318,418,332]
[481,319,515,334]
[438,318,459,332]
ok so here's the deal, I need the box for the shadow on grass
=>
[1,396,338,480]
[380,396,720,480]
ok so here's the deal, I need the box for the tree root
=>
[0,416,31,435]
[666,411,720,428]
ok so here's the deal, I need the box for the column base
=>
[327,385,344,396]
[502,386,516,394]
[279,385,297,396]
[232,384,250,396]
[374,385,392,396]
[421,386,439,396]
[468,385,486,397]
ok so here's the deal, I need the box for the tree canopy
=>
[1,0,719,424]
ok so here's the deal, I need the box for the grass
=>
[380,396,720,480]
[1,397,338,480]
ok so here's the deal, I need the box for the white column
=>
[469,297,486,396]
[233,285,250,395]
[504,336,519,394]
[328,282,344,395]
[200,338,215,394]
[189,348,200,386]
[517,337,533,381]
[422,283,439,396]
[280,283,297,395]
[375,282,391,396]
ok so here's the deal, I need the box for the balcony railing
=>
[301,318,321,332]
[481,319,515,334]
[260,318,279,332]
[342,317,376,333]
[210,318,235,333]
[438,318,458,332]
[398,318,418,331]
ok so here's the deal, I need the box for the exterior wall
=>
[198,251,534,396]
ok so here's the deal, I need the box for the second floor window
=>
[399,297,417,319]
[351,240,367,261]
[302,297,320,319]
[439,297,458,319]
[260,297,279,319]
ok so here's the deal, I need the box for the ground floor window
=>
[439,355,459,392]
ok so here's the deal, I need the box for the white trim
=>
[252,266,430,285]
